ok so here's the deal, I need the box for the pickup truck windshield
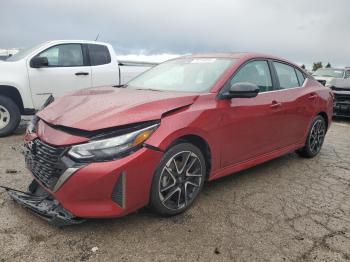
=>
[128,58,235,92]
[313,68,344,78]
[6,42,47,62]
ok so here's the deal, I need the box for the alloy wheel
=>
[309,119,325,154]
[0,105,10,129]
[158,151,203,211]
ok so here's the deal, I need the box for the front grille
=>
[25,139,66,190]
[317,80,326,86]
[333,93,350,116]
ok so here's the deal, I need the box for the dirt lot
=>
[0,119,350,262]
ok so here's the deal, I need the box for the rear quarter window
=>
[295,69,305,86]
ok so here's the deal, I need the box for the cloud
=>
[1,0,349,68]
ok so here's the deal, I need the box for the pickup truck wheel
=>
[0,95,21,137]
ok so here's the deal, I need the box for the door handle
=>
[270,100,282,109]
[75,72,89,76]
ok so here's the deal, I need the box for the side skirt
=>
[209,143,304,181]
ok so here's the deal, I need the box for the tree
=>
[325,62,331,68]
[301,64,306,69]
[312,62,323,72]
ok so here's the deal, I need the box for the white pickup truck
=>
[0,40,154,136]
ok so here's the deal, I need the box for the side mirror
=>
[223,82,260,99]
[30,57,49,68]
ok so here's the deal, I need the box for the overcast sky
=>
[1,0,350,67]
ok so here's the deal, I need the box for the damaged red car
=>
[7,53,333,226]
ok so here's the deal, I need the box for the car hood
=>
[314,76,334,82]
[38,86,199,131]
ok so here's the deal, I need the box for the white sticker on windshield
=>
[335,71,342,73]
[190,58,217,63]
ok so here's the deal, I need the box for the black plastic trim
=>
[40,119,160,139]
[112,172,125,208]
[143,144,164,152]
[23,108,36,115]
[2,184,85,227]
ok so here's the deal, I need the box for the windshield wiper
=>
[136,88,163,92]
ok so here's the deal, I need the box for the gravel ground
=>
[0,119,350,262]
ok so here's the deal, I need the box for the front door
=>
[28,44,92,109]
[220,60,285,167]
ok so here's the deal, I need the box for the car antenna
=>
[95,33,100,41]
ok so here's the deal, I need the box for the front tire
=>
[297,115,326,158]
[0,95,21,137]
[150,143,206,216]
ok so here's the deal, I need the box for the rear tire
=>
[150,143,206,216]
[297,115,326,158]
[0,95,21,137]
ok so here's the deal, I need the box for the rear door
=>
[87,44,119,87]
[220,60,286,167]
[271,61,316,146]
[28,44,92,109]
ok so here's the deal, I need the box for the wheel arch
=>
[317,111,329,130]
[0,85,24,113]
[169,134,212,179]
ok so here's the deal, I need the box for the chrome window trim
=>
[257,78,307,95]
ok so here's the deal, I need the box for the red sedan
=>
[9,53,333,226]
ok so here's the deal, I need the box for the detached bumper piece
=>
[4,182,85,227]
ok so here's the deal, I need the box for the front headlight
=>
[68,124,159,162]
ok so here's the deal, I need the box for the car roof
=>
[43,40,110,46]
[178,52,299,67]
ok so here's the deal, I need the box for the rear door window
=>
[273,62,299,89]
[87,44,111,66]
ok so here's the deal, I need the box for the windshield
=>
[313,68,344,78]
[6,42,47,62]
[127,58,235,92]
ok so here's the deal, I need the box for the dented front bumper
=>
[2,182,85,227]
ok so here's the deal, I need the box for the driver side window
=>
[230,60,273,92]
[37,44,84,67]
